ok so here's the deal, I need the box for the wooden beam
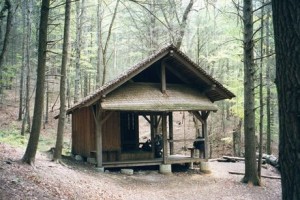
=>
[169,112,174,155]
[192,111,210,159]
[168,138,205,143]
[192,111,205,124]
[202,84,216,94]
[93,103,103,167]
[95,120,103,167]
[100,111,113,126]
[162,113,168,164]
[161,61,166,93]
[165,63,192,84]
[172,52,212,85]
[203,118,209,159]
[153,115,158,133]
[201,111,210,120]
[142,114,151,124]
[150,115,155,154]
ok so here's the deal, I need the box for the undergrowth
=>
[0,129,27,148]
[0,129,71,155]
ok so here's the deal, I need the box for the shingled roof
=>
[66,44,235,114]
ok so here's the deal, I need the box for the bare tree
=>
[157,0,194,48]
[175,0,194,48]
[101,0,120,86]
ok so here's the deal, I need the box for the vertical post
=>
[203,120,208,159]
[162,113,168,164]
[150,114,155,155]
[93,104,103,168]
[153,115,158,133]
[201,111,210,160]
[96,119,102,167]
[169,112,174,155]
[161,61,166,93]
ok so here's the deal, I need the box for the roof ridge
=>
[65,44,235,115]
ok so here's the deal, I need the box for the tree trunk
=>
[22,0,50,165]
[176,0,194,49]
[265,3,272,155]
[74,0,83,103]
[18,0,26,121]
[233,119,242,157]
[101,0,120,86]
[258,0,265,179]
[21,0,32,135]
[25,0,32,133]
[242,0,260,186]
[83,71,88,96]
[53,0,71,162]
[149,0,155,51]
[44,81,49,127]
[272,1,300,199]
[0,0,12,94]
[96,0,102,87]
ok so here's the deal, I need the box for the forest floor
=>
[0,142,281,200]
[0,90,281,199]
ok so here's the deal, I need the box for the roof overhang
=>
[100,83,218,112]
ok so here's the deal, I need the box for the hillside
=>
[0,89,281,199]
[0,142,281,200]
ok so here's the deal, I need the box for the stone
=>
[159,164,172,174]
[75,155,83,161]
[121,169,134,175]
[87,157,96,164]
[96,167,105,173]
[200,162,211,174]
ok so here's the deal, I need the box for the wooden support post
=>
[169,112,174,155]
[201,111,210,159]
[192,111,210,159]
[92,104,103,168]
[153,115,158,134]
[162,113,168,164]
[96,113,103,167]
[150,115,155,155]
[203,120,208,159]
[161,62,166,93]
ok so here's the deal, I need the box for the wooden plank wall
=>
[102,111,120,151]
[72,107,94,157]
[72,108,121,159]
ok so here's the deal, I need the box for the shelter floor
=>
[103,154,206,168]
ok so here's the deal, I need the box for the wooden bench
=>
[90,149,120,162]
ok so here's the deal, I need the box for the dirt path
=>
[0,143,281,200]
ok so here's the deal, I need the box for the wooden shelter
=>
[66,44,235,169]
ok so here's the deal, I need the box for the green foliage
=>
[0,0,278,157]
[0,128,71,155]
[0,129,27,148]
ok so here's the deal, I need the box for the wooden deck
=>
[102,155,207,168]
